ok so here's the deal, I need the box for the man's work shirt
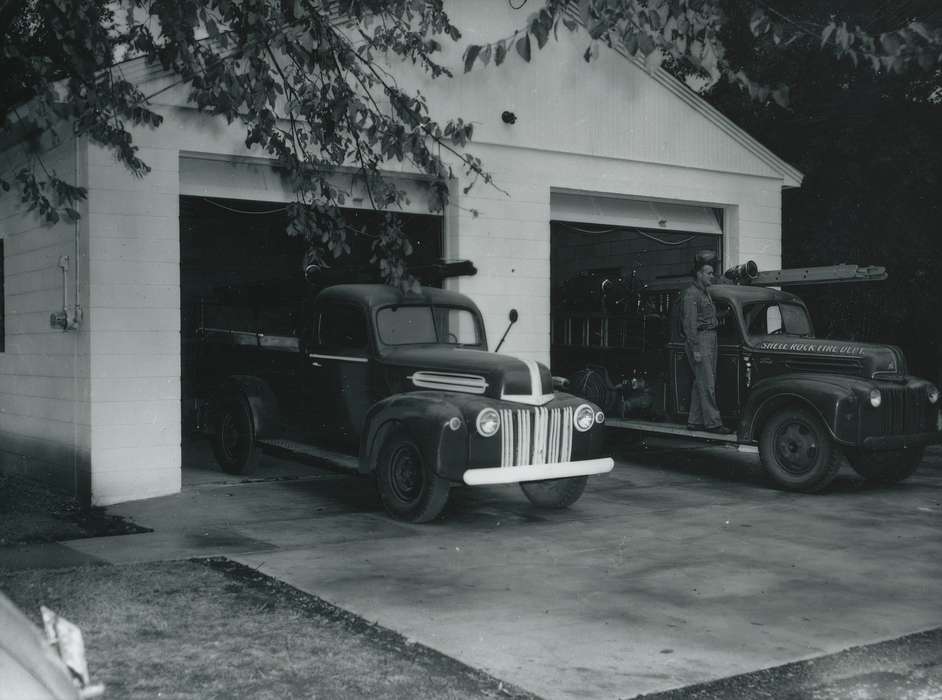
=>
[682,281,717,359]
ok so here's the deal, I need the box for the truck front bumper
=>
[462,457,614,486]
[862,431,942,450]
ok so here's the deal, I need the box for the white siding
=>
[84,135,182,505]
[0,130,92,495]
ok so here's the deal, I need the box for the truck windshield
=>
[376,306,483,347]
[744,302,813,338]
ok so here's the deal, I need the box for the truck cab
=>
[197,284,613,522]
[558,271,942,493]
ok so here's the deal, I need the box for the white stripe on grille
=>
[498,407,575,468]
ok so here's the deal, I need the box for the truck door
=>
[714,301,743,420]
[305,302,373,448]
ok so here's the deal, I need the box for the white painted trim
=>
[462,457,614,485]
[499,393,557,406]
[501,359,553,406]
[307,353,369,363]
[408,371,488,394]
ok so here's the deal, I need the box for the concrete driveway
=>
[65,440,942,699]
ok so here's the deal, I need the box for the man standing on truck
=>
[682,251,732,434]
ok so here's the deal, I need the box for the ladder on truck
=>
[749,264,886,286]
[645,263,887,291]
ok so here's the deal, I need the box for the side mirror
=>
[495,309,519,353]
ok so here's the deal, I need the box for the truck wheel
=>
[846,447,924,484]
[759,408,840,493]
[376,433,450,523]
[212,397,258,475]
[520,476,588,509]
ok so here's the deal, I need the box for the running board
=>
[605,418,740,443]
[258,439,359,471]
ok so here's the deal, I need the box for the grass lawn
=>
[1,558,533,699]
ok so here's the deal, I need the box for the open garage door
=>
[179,195,442,439]
[550,192,722,388]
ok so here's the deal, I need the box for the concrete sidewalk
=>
[6,441,940,698]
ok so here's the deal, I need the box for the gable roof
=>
[610,46,803,188]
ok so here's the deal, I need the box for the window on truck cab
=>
[715,300,739,346]
[376,305,484,347]
[743,301,813,339]
[315,304,369,352]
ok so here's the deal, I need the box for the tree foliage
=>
[463,0,942,106]
[1,0,494,288]
[2,0,941,286]
[701,0,942,381]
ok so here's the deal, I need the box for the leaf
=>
[495,39,507,65]
[821,22,836,47]
[771,86,790,108]
[909,21,931,41]
[749,9,767,35]
[639,32,655,56]
[481,44,492,66]
[532,10,550,49]
[463,44,481,72]
[516,34,531,62]
[644,48,664,73]
[578,0,591,26]
[625,32,639,56]
[880,32,901,55]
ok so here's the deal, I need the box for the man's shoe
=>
[686,424,705,431]
[705,425,733,435]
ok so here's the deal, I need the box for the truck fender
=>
[359,393,469,481]
[741,374,858,445]
[213,375,280,440]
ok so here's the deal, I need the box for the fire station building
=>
[0,2,802,504]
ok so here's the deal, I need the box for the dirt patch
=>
[1,559,536,700]
[0,474,150,546]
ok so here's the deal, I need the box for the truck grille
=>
[879,387,927,435]
[499,407,574,467]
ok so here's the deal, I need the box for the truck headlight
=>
[595,410,605,424]
[928,385,939,404]
[869,388,882,408]
[476,408,500,437]
[574,404,596,432]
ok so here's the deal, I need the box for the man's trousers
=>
[686,330,722,429]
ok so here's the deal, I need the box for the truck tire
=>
[846,447,924,484]
[212,397,259,475]
[376,432,450,523]
[520,476,588,509]
[759,407,841,493]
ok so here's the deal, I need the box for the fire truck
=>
[553,262,942,493]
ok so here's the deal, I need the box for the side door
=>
[304,302,373,448]
[714,300,744,420]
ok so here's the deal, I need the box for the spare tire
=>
[569,368,618,414]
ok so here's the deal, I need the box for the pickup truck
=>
[557,266,942,493]
[194,284,613,522]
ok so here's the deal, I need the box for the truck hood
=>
[380,347,555,405]
[752,337,907,379]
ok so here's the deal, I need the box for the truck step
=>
[258,439,359,471]
[606,418,740,443]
